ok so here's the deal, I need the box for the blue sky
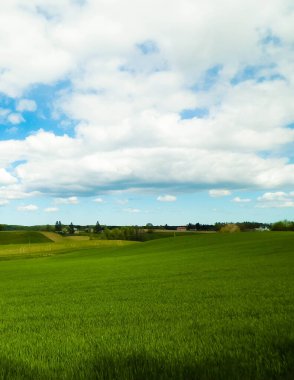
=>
[0,0,294,226]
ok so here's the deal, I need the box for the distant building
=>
[177,226,187,231]
[255,227,270,232]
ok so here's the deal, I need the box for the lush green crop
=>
[0,232,293,379]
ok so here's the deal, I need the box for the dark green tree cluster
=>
[271,220,294,231]
[187,222,216,231]
[214,221,270,232]
[69,222,75,234]
[94,221,103,233]
[145,223,154,233]
[237,221,270,231]
[55,221,62,232]
[100,226,144,241]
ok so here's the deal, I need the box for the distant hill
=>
[0,231,52,245]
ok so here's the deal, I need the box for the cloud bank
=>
[0,0,293,204]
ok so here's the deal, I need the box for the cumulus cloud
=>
[0,186,39,201]
[93,197,104,203]
[233,197,251,203]
[209,189,231,198]
[0,200,9,206]
[7,113,24,125]
[17,204,38,212]
[44,207,59,212]
[54,196,79,204]
[258,192,288,202]
[157,195,177,202]
[257,191,294,208]
[0,168,17,186]
[0,0,293,202]
[16,99,37,112]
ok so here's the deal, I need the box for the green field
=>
[0,232,293,379]
[0,231,52,245]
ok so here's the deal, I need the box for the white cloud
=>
[209,189,231,198]
[0,0,293,202]
[0,168,17,186]
[157,195,177,202]
[54,196,79,204]
[233,196,251,203]
[0,186,39,201]
[93,197,103,203]
[7,113,24,125]
[257,201,294,208]
[44,207,59,212]
[258,192,289,202]
[17,204,38,212]
[0,199,9,206]
[16,99,37,112]
[257,191,294,208]
[0,130,293,199]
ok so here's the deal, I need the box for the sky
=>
[0,0,294,226]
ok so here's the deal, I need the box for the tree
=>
[220,224,240,233]
[46,224,52,232]
[94,221,102,233]
[186,223,194,231]
[146,223,154,233]
[69,222,75,234]
[271,220,294,231]
[55,221,62,232]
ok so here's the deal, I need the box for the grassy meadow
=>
[0,231,52,245]
[0,231,136,261]
[0,232,293,379]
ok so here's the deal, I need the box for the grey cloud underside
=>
[2,137,292,197]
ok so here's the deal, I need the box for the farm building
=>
[177,226,187,231]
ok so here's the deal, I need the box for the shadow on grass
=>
[87,339,294,380]
[0,356,49,380]
[0,338,293,380]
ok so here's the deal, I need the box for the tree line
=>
[0,220,293,238]
[271,220,294,231]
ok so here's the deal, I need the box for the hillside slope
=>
[0,232,293,379]
[0,231,52,245]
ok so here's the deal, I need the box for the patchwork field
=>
[0,232,293,379]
